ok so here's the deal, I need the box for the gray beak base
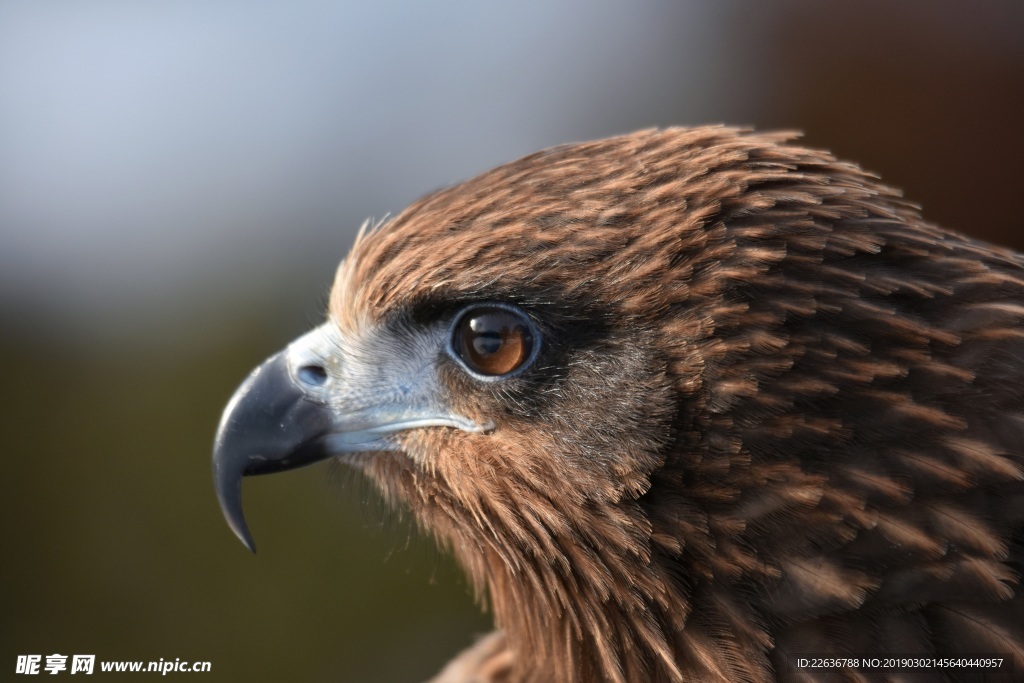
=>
[212,352,333,552]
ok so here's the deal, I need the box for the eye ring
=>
[447,303,541,380]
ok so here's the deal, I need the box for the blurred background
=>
[2,1,1022,680]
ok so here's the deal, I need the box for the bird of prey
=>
[213,127,1024,682]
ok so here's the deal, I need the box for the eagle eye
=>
[451,305,537,378]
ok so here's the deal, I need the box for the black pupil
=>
[471,329,504,356]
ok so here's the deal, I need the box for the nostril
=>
[297,364,328,387]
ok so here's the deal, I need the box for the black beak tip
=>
[213,454,258,553]
[234,525,258,555]
[225,502,258,554]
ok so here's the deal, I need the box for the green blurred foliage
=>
[0,315,489,681]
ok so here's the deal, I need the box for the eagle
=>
[213,127,1024,682]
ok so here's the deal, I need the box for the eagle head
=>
[213,127,1024,682]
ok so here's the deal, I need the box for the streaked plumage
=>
[214,127,1024,682]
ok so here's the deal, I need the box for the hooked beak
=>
[212,322,493,553]
[212,352,333,553]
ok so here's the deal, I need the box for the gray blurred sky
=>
[2,1,1021,336]
[1,2,751,341]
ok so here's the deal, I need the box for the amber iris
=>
[456,307,534,376]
